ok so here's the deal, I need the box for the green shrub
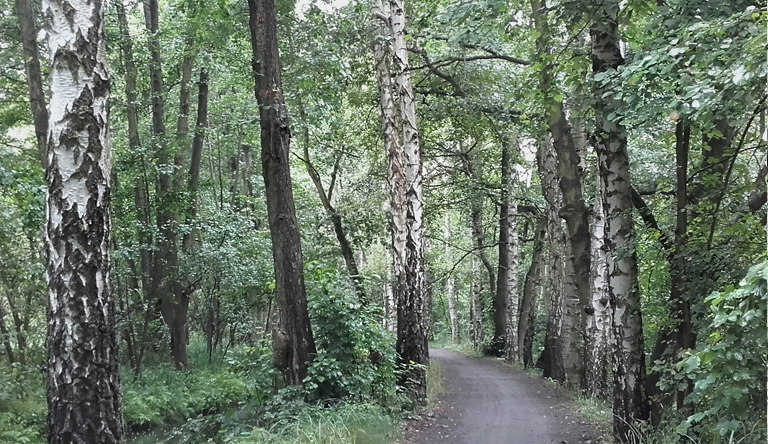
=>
[304,261,397,406]
[0,363,46,444]
[672,261,767,442]
[122,345,274,430]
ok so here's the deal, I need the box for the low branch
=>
[416,34,531,66]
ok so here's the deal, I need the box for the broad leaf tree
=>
[248,0,317,386]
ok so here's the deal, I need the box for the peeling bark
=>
[537,137,566,381]
[372,0,407,338]
[389,0,428,402]
[586,175,611,400]
[591,2,649,437]
[530,0,589,387]
[43,0,122,440]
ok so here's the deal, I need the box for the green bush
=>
[673,261,767,442]
[304,261,397,406]
[0,363,46,444]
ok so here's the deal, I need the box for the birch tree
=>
[591,0,649,437]
[585,176,611,400]
[443,213,459,344]
[389,0,428,401]
[43,0,122,441]
[504,201,519,363]
[530,0,589,387]
[536,136,566,381]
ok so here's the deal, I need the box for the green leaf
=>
[684,355,700,372]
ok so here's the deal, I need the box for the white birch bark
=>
[43,0,121,440]
[586,174,612,399]
[390,0,428,401]
[591,0,649,435]
[539,136,566,381]
[372,0,405,334]
[470,255,483,350]
[444,213,459,344]
[505,200,520,362]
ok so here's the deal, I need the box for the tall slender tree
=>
[389,0,428,402]
[248,0,316,386]
[518,216,545,367]
[537,136,566,381]
[443,213,459,344]
[14,0,48,167]
[585,176,611,400]
[591,0,649,437]
[43,0,122,441]
[492,142,512,356]
[530,0,589,388]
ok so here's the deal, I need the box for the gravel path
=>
[403,348,602,444]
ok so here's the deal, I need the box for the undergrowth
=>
[430,338,483,358]
[230,402,397,444]
[425,360,444,407]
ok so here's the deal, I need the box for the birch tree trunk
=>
[390,0,428,401]
[586,175,611,400]
[470,255,483,350]
[518,216,545,367]
[591,1,649,437]
[530,0,588,387]
[505,201,519,363]
[537,137,565,381]
[444,214,459,344]
[43,0,122,440]
[372,0,404,336]
[248,0,316,386]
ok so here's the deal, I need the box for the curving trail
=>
[404,348,601,444]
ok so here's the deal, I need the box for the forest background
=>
[0,0,765,442]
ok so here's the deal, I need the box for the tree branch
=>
[630,185,673,256]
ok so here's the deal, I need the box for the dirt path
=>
[403,348,602,444]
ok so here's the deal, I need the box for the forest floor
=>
[402,348,603,444]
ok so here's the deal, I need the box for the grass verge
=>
[230,403,398,444]
[426,359,444,407]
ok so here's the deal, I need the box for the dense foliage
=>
[0,0,764,442]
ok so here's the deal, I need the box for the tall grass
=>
[429,337,483,358]
[426,360,444,407]
[232,403,397,444]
